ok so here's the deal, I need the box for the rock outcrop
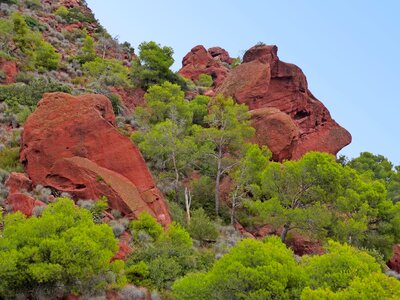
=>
[21,92,171,225]
[5,193,45,217]
[0,60,17,84]
[388,245,400,273]
[178,45,232,87]
[180,44,351,161]
[5,172,32,194]
[217,44,351,160]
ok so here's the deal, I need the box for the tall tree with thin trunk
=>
[194,95,254,216]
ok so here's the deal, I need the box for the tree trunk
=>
[230,187,239,225]
[281,223,290,243]
[215,146,223,217]
[185,187,191,224]
[172,151,179,201]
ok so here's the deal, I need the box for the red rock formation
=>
[5,172,32,194]
[0,60,18,84]
[109,86,145,113]
[217,44,351,160]
[388,244,400,273]
[5,193,45,216]
[21,92,171,225]
[208,46,234,65]
[178,45,230,87]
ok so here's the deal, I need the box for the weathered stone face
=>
[21,92,171,225]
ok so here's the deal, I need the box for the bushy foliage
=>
[173,237,307,299]
[131,41,186,89]
[187,208,218,244]
[195,74,213,88]
[127,219,212,290]
[83,57,130,87]
[55,6,95,24]
[0,78,71,112]
[244,151,400,259]
[0,146,23,172]
[302,240,381,291]
[348,151,400,202]
[301,272,400,299]
[129,212,163,242]
[10,12,60,71]
[0,198,125,298]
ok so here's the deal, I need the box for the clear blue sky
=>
[86,0,400,166]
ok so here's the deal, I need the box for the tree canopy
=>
[0,198,125,298]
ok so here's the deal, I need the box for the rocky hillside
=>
[3,1,400,299]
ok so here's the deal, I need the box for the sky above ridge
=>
[86,0,400,166]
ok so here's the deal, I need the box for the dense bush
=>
[0,198,126,298]
[0,146,23,172]
[172,237,307,299]
[127,218,213,291]
[83,57,130,87]
[0,78,71,112]
[187,208,218,244]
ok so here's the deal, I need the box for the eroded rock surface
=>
[178,45,231,87]
[21,92,171,224]
[180,44,351,161]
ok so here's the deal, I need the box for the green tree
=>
[132,82,210,202]
[127,222,200,290]
[301,272,400,300]
[134,119,199,199]
[33,41,60,71]
[0,18,13,55]
[172,237,307,300]
[187,208,218,244]
[302,240,380,292]
[0,198,125,298]
[256,152,340,242]
[133,81,193,128]
[194,94,255,216]
[76,34,97,63]
[229,144,271,224]
[131,41,185,89]
[83,57,130,87]
[348,152,400,202]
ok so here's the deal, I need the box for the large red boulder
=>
[216,44,352,160]
[388,244,400,273]
[5,172,32,194]
[0,60,17,84]
[178,45,230,87]
[5,193,45,216]
[21,92,171,225]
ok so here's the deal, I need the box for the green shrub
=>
[302,240,381,291]
[55,6,95,24]
[172,237,307,299]
[187,208,218,245]
[0,198,124,298]
[83,57,130,87]
[195,74,213,88]
[0,78,72,112]
[0,147,23,172]
[33,41,60,71]
[106,93,122,115]
[129,212,163,242]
